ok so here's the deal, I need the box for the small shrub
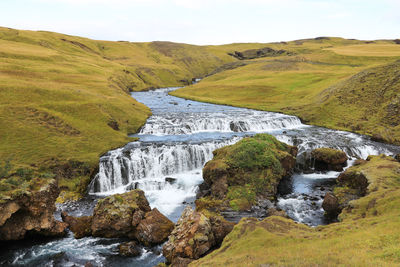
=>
[16,168,34,181]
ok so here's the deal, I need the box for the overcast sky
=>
[1,0,399,45]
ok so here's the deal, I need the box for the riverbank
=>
[172,40,400,146]
[191,155,400,266]
[0,26,240,200]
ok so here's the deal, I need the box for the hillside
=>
[172,37,400,145]
[1,28,399,199]
[191,155,400,266]
[0,27,239,199]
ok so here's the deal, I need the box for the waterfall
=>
[138,112,304,135]
[90,87,400,220]
[89,139,239,194]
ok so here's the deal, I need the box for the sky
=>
[0,0,399,45]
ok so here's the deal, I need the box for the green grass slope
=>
[0,27,241,199]
[172,37,400,144]
[191,155,400,266]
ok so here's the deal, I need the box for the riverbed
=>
[2,87,399,266]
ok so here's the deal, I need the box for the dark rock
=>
[322,192,340,217]
[165,177,177,184]
[337,171,368,196]
[394,154,400,162]
[107,120,119,131]
[119,241,142,257]
[371,134,386,143]
[228,47,294,60]
[61,212,92,238]
[311,148,348,171]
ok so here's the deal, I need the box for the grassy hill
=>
[191,155,400,266]
[0,27,240,199]
[172,37,400,145]
[1,28,399,200]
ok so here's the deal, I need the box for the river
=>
[2,87,399,266]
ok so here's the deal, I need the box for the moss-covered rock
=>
[200,134,297,211]
[90,190,174,247]
[91,190,151,238]
[311,147,348,171]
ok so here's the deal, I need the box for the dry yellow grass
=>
[326,43,400,57]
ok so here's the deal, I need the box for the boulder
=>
[163,206,215,263]
[119,241,142,257]
[61,212,92,239]
[337,170,368,196]
[322,193,340,217]
[207,213,234,244]
[0,179,67,240]
[90,190,174,247]
[91,190,151,238]
[323,165,369,218]
[311,148,348,171]
[394,154,400,162]
[134,208,174,246]
[165,177,177,184]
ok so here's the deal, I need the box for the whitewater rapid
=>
[89,87,399,224]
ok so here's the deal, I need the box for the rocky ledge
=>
[163,206,234,266]
[61,189,174,249]
[322,155,397,219]
[0,179,67,240]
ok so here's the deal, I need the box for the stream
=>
[2,87,400,266]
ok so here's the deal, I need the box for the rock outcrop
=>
[311,148,348,171]
[134,208,175,246]
[322,160,369,217]
[163,206,217,265]
[61,189,174,247]
[0,179,67,240]
[228,47,294,60]
[199,134,297,212]
[91,190,151,238]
